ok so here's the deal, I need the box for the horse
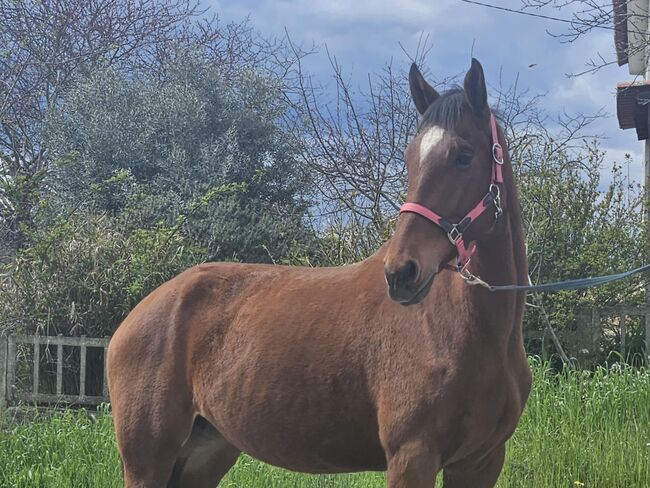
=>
[107,58,532,488]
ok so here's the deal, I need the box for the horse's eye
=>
[456,150,473,167]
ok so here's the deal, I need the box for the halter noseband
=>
[399,112,504,273]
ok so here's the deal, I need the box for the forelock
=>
[418,88,465,132]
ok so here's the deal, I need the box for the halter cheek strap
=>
[399,112,504,272]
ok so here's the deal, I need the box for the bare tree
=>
[522,0,614,41]
[520,0,644,75]
[285,36,463,262]
[294,57,419,261]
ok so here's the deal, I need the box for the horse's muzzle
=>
[385,261,436,305]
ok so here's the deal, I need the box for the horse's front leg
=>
[385,439,440,488]
[442,444,505,488]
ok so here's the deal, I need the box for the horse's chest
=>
[379,350,524,459]
[436,360,526,459]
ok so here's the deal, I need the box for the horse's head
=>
[384,58,506,305]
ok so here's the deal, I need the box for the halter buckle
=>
[492,143,504,165]
[447,225,463,244]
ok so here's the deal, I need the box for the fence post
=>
[0,336,7,413]
[79,336,87,399]
[56,335,63,396]
[33,336,40,397]
[7,337,15,404]
[619,312,626,361]
[103,337,110,401]
[591,308,601,352]
[574,308,591,366]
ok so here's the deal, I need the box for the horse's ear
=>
[409,63,440,116]
[464,58,488,115]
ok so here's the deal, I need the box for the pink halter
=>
[399,112,504,272]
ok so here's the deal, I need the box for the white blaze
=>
[419,126,446,164]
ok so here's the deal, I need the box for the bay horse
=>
[107,58,531,488]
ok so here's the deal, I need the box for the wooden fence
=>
[520,307,649,365]
[0,334,110,410]
[557,306,650,365]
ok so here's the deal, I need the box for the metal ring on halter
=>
[459,267,493,289]
[492,143,504,165]
[458,255,473,273]
[489,184,503,220]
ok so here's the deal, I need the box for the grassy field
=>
[1,359,649,487]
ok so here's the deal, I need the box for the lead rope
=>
[458,263,650,293]
[458,268,493,288]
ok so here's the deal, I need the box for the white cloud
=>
[210,0,494,67]
[554,72,615,111]
[213,0,476,32]
[550,29,620,111]
[291,0,446,26]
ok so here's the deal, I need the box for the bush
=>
[0,210,203,337]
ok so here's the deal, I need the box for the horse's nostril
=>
[398,260,419,285]
[385,260,420,291]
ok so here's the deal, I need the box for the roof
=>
[616,80,650,139]
[613,0,628,66]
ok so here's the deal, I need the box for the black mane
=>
[418,88,503,134]
[418,88,466,132]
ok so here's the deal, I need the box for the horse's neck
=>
[469,172,529,334]
[499,164,528,287]
[475,210,527,288]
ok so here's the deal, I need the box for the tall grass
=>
[0,406,121,488]
[500,358,650,487]
[1,360,649,487]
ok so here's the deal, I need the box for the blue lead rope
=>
[483,263,650,293]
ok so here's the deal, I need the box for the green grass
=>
[1,359,649,487]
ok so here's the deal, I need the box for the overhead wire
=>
[458,0,614,30]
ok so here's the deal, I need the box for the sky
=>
[209,0,644,185]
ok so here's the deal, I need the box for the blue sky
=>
[210,0,644,184]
